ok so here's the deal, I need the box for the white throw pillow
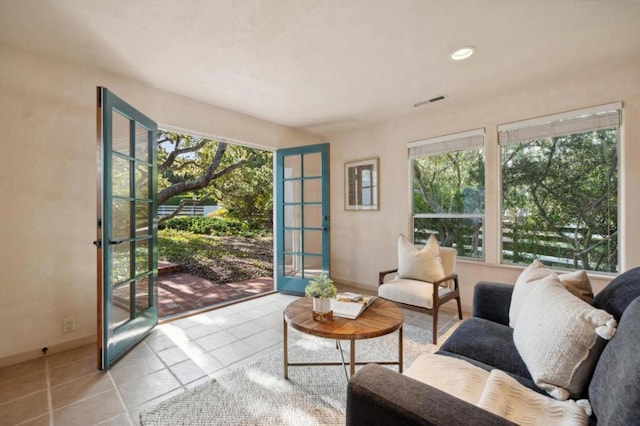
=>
[509,260,594,327]
[509,259,554,327]
[513,275,617,400]
[397,234,446,283]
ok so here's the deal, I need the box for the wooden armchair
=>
[378,247,463,344]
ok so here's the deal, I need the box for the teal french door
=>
[275,144,330,294]
[96,87,158,369]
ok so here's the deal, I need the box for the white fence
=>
[158,205,219,217]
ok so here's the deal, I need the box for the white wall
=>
[0,43,322,363]
[328,55,640,310]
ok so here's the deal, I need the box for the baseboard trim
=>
[0,335,96,368]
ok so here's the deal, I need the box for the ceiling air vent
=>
[413,95,447,108]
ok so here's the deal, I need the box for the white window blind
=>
[408,128,485,158]
[498,102,621,145]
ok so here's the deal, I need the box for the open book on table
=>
[330,292,377,320]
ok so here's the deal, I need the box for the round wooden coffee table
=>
[282,297,404,378]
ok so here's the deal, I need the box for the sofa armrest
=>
[473,282,514,325]
[347,363,516,426]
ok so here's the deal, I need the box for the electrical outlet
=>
[63,317,75,333]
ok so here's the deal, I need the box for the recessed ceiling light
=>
[450,46,476,61]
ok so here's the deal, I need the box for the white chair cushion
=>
[378,278,452,309]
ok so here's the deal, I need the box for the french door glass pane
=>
[303,256,322,279]
[135,277,150,313]
[112,112,130,156]
[284,180,300,203]
[284,230,301,253]
[303,179,321,202]
[112,243,131,284]
[284,155,301,178]
[303,230,322,255]
[112,156,130,197]
[135,124,149,162]
[112,200,131,240]
[134,164,150,199]
[112,283,130,328]
[303,205,321,228]
[284,254,301,276]
[135,240,150,276]
[303,152,321,177]
[284,205,301,228]
[135,202,150,236]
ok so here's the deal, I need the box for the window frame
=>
[498,103,621,272]
[409,128,486,260]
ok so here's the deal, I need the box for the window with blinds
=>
[499,102,621,272]
[409,128,485,259]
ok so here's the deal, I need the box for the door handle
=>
[108,240,125,245]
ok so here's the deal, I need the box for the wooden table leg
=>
[350,338,355,377]
[398,325,403,373]
[283,315,288,379]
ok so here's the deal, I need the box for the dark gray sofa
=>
[347,267,640,425]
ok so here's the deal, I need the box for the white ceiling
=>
[1,0,639,136]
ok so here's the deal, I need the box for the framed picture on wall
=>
[345,158,379,210]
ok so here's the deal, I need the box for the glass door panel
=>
[275,144,329,294]
[97,87,158,369]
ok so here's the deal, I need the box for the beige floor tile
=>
[0,372,47,403]
[194,330,238,352]
[0,359,45,384]
[49,356,98,386]
[155,346,189,367]
[109,351,165,386]
[169,359,206,385]
[15,413,50,426]
[117,369,181,408]
[0,390,48,426]
[47,344,95,369]
[96,412,134,425]
[53,389,125,426]
[209,340,256,366]
[51,371,114,410]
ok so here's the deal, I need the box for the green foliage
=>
[159,216,264,237]
[304,274,337,299]
[213,148,273,230]
[501,130,618,272]
[412,149,485,258]
[157,129,273,230]
[158,229,273,283]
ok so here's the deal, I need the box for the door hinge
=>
[93,240,102,248]
[97,218,102,227]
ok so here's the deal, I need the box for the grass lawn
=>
[158,229,273,283]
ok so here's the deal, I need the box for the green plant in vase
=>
[305,274,337,313]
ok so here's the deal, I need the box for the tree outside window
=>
[412,147,485,259]
[501,128,618,272]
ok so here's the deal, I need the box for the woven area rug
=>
[140,324,439,425]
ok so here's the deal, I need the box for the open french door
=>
[275,144,330,294]
[96,87,158,369]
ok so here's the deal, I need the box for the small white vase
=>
[312,297,331,314]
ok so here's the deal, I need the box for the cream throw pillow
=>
[509,259,554,327]
[513,275,616,400]
[397,234,446,283]
[509,260,594,327]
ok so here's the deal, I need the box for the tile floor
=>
[0,291,460,426]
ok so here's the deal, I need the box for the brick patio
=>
[157,262,274,318]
